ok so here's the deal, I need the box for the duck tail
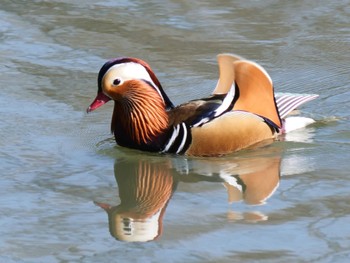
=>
[275,93,319,119]
[275,93,319,133]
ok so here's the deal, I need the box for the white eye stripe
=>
[106,62,155,85]
[105,62,165,102]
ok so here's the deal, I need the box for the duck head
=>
[87,58,174,150]
[87,57,174,112]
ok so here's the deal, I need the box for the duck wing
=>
[232,60,282,128]
[162,88,238,154]
[212,53,244,95]
[168,83,238,128]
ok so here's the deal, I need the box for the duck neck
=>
[111,85,170,151]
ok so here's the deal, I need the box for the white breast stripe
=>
[162,124,180,152]
[176,123,188,154]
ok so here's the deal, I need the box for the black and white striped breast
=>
[162,123,192,154]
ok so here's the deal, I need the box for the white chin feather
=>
[283,116,315,133]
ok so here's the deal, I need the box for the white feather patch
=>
[283,116,315,133]
[214,83,235,117]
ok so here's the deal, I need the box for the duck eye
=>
[113,78,121,86]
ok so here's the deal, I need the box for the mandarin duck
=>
[87,54,318,156]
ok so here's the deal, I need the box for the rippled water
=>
[1,0,349,262]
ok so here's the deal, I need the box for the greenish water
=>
[1,0,349,262]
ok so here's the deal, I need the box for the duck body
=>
[87,54,318,156]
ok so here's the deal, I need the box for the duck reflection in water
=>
[95,158,177,242]
[95,145,282,242]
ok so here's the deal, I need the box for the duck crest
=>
[111,79,170,150]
